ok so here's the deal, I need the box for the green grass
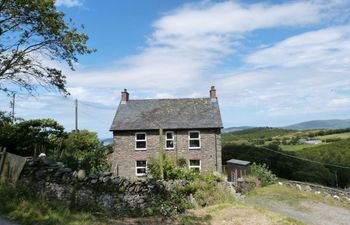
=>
[248,184,350,208]
[280,144,320,152]
[0,183,109,225]
[294,141,350,166]
[316,132,350,140]
[223,127,295,141]
[178,214,212,225]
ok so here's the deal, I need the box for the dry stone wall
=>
[19,157,186,216]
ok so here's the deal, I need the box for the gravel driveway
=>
[246,197,350,225]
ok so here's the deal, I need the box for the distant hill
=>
[223,127,295,141]
[284,119,350,130]
[101,138,113,146]
[222,126,254,133]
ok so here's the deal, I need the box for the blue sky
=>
[1,0,350,138]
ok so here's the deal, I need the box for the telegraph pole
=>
[10,93,15,123]
[75,99,78,132]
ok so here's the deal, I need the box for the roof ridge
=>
[128,97,211,101]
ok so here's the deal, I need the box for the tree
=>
[0,0,95,95]
[0,115,66,156]
[64,130,100,159]
[15,118,65,156]
[63,130,110,173]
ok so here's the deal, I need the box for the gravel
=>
[246,197,350,225]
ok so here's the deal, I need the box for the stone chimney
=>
[210,86,217,102]
[121,89,129,104]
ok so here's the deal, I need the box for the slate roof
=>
[110,98,223,131]
[226,159,251,166]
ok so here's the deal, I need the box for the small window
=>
[135,132,147,150]
[165,131,175,149]
[189,160,201,172]
[188,131,201,149]
[135,160,147,176]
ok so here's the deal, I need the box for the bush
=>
[148,154,197,180]
[176,180,234,207]
[60,130,111,173]
[147,154,222,182]
[250,163,277,186]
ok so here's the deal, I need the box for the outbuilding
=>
[226,159,251,182]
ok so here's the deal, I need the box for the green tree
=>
[64,130,100,159]
[0,117,65,156]
[15,118,65,156]
[63,130,110,173]
[0,0,95,94]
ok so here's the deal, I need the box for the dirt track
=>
[246,197,350,225]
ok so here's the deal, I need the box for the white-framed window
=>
[188,131,201,149]
[135,160,147,176]
[189,160,201,172]
[165,131,175,150]
[135,132,147,150]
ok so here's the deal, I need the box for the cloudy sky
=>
[1,0,350,138]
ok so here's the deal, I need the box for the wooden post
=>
[159,128,164,180]
[0,147,7,175]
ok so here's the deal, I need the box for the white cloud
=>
[245,25,350,71]
[153,1,326,39]
[3,0,350,137]
[328,98,350,107]
[68,0,341,95]
[55,0,83,7]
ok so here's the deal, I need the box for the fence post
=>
[0,147,6,175]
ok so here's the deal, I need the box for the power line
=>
[259,146,350,170]
[79,109,109,124]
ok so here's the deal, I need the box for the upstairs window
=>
[188,131,201,149]
[135,132,147,150]
[189,160,201,172]
[165,131,175,149]
[135,160,147,176]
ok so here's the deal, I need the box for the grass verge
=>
[248,184,350,208]
[0,183,108,225]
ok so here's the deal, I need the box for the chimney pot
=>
[121,89,129,104]
[210,86,217,101]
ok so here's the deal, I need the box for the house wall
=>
[111,129,222,177]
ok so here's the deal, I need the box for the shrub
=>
[147,154,222,182]
[176,180,234,207]
[148,154,197,180]
[250,163,277,186]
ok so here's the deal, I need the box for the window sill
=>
[189,147,201,150]
[136,174,146,177]
[135,149,147,151]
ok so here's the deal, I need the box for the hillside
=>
[284,119,350,130]
[222,126,254,133]
[223,119,350,132]
[222,127,350,188]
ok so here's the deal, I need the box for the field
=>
[222,127,350,188]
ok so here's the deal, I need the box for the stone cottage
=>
[110,86,223,177]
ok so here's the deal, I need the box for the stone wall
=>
[112,129,222,177]
[19,157,184,216]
